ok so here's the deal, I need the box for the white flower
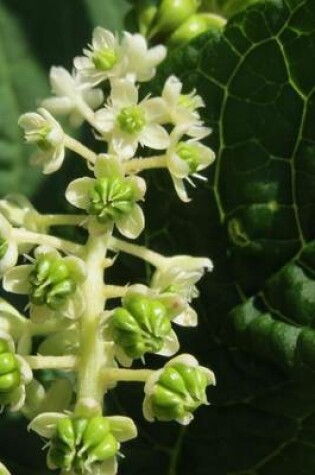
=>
[95,79,169,160]
[0,214,18,277]
[3,246,86,322]
[151,255,213,326]
[42,67,104,127]
[30,411,137,475]
[66,154,146,238]
[74,27,127,86]
[18,108,65,174]
[166,126,215,202]
[121,32,167,83]
[161,75,205,127]
[73,28,166,87]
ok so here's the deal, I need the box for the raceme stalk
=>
[0,26,216,475]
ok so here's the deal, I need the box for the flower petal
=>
[66,177,95,209]
[171,176,191,202]
[168,150,190,178]
[3,265,32,294]
[34,246,60,260]
[172,306,198,327]
[83,88,104,110]
[50,67,75,97]
[163,75,182,104]
[141,97,167,122]
[116,204,144,239]
[110,79,138,108]
[92,27,116,50]
[94,458,118,475]
[28,412,67,438]
[140,124,170,150]
[0,242,18,276]
[94,154,123,179]
[41,97,73,116]
[94,108,116,133]
[63,256,86,283]
[43,145,65,175]
[165,353,198,368]
[107,416,138,442]
[157,329,179,357]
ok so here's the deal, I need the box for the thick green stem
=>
[75,233,111,416]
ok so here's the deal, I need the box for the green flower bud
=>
[148,362,210,422]
[111,295,172,359]
[168,13,226,46]
[136,0,158,36]
[149,0,201,37]
[88,176,137,225]
[29,256,77,309]
[0,236,8,259]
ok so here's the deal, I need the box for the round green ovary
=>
[0,236,8,259]
[117,106,146,134]
[112,296,172,358]
[176,142,200,173]
[88,177,136,224]
[92,48,117,71]
[0,340,20,394]
[29,256,76,309]
[49,416,119,474]
[151,363,208,421]
[0,354,20,393]
[0,339,10,355]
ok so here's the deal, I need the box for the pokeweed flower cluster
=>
[0,27,216,475]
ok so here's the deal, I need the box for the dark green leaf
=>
[125,0,315,473]
[83,0,130,31]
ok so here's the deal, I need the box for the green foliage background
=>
[0,0,315,473]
